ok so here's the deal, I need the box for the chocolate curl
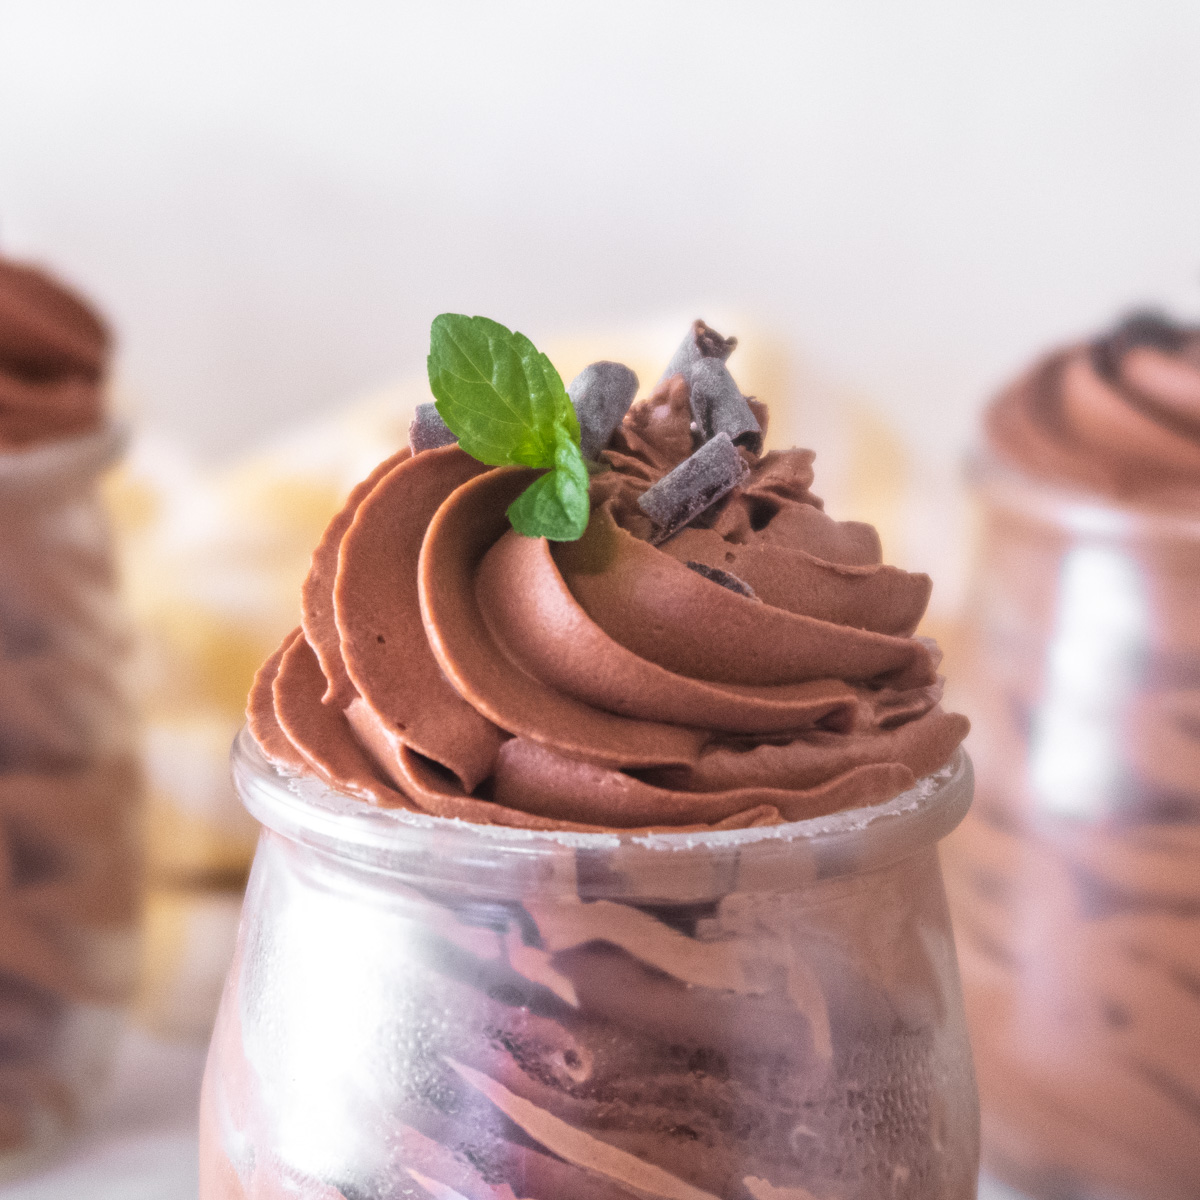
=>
[657,318,737,386]
[688,357,763,453]
[685,560,758,600]
[637,432,749,544]
[1092,310,1187,380]
[409,402,458,453]
[568,361,639,459]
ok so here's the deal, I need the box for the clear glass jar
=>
[944,454,1200,1200]
[0,424,143,1177]
[200,728,979,1200]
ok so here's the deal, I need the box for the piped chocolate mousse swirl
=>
[249,320,967,831]
[987,310,1200,505]
[0,257,110,449]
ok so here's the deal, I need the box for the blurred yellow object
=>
[135,885,244,1040]
[142,716,259,882]
[105,385,425,1035]
[842,402,909,563]
[106,384,423,884]
[828,398,965,672]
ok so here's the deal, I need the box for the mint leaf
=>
[506,426,590,541]
[428,314,579,468]
[427,314,591,540]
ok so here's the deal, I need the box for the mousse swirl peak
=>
[249,319,967,831]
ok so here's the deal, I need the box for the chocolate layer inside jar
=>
[204,795,977,1200]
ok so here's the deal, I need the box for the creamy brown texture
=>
[249,349,967,831]
[0,258,109,449]
[200,746,980,1200]
[987,313,1200,506]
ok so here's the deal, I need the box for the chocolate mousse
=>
[249,319,967,832]
[946,311,1200,1198]
[208,317,976,1200]
[0,256,141,1157]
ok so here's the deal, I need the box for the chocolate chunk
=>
[409,403,458,453]
[688,358,763,454]
[637,432,749,543]
[1092,310,1187,379]
[568,361,639,459]
[658,319,738,386]
[685,560,758,599]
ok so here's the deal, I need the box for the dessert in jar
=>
[0,257,142,1170]
[944,312,1200,1199]
[200,316,979,1199]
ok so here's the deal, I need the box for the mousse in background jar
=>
[0,259,143,1173]
[944,312,1200,1200]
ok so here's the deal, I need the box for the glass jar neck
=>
[0,422,126,505]
[968,446,1200,544]
[233,728,973,904]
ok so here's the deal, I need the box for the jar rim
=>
[967,446,1200,542]
[0,420,128,499]
[232,726,973,889]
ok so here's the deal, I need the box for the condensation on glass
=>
[945,453,1200,1200]
[200,728,979,1200]
[0,425,143,1177]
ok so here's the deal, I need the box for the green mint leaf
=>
[506,425,590,540]
[427,313,592,540]
[427,314,579,468]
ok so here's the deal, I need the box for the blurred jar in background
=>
[0,260,142,1172]
[944,313,1200,1200]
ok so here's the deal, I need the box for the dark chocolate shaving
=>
[568,361,639,459]
[1092,310,1187,380]
[658,319,738,386]
[410,402,458,453]
[636,432,749,544]
[688,358,763,454]
[684,560,758,599]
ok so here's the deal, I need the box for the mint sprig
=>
[427,314,589,540]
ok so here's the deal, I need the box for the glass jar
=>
[200,728,979,1200]
[0,424,143,1176]
[944,454,1200,1200]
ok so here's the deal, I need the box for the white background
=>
[3,0,1200,466]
